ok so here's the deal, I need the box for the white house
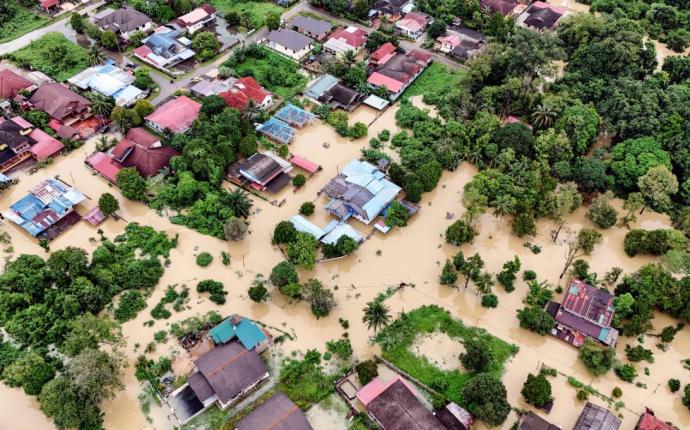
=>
[174,4,217,35]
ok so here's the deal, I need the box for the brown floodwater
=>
[0,101,687,430]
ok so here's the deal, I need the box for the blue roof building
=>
[321,160,401,224]
[3,178,85,239]
[208,316,270,352]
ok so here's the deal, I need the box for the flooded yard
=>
[0,99,688,430]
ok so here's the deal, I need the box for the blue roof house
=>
[320,160,401,225]
[209,316,271,353]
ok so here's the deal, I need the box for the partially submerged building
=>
[0,117,64,172]
[3,178,85,240]
[636,409,677,430]
[305,75,363,112]
[133,27,195,73]
[518,411,561,430]
[357,376,447,430]
[517,1,567,31]
[96,6,153,40]
[68,63,144,107]
[548,280,619,348]
[274,104,315,128]
[208,315,272,353]
[573,403,621,430]
[86,127,179,182]
[367,48,431,101]
[145,96,201,134]
[289,214,365,245]
[235,392,312,430]
[321,159,401,225]
[168,341,269,424]
[435,402,474,430]
[226,152,293,193]
[258,118,295,144]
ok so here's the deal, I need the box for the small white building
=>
[174,4,217,35]
[265,29,314,60]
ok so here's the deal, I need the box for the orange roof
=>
[219,77,271,110]
[368,72,404,93]
[371,42,396,62]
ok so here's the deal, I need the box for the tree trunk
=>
[552,222,564,242]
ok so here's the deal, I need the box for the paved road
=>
[0,1,105,55]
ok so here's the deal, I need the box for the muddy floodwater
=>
[0,99,688,430]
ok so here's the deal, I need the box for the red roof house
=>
[324,26,368,55]
[145,96,201,134]
[219,77,272,111]
[636,409,677,430]
[370,42,397,66]
[87,127,179,182]
[0,69,32,99]
[39,0,60,10]
[395,12,430,39]
[437,34,461,53]
[367,49,431,100]
[480,0,518,16]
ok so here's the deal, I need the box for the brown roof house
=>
[435,402,474,430]
[28,83,91,125]
[96,7,153,41]
[291,16,333,41]
[357,376,446,430]
[0,69,33,99]
[168,341,269,424]
[235,392,312,430]
[266,29,315,60]
[226,152,293,193]
[518,411,561,430]
[574,403,621,430]
[86,127,179,183]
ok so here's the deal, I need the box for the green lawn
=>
[228,47,307,99]
[8,32,90,82]
[375,305,519,405]
[211,0,284,29]
[403,62,466,100]
[0,5,51,43]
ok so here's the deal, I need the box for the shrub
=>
[292,174,306,187]
[439,260,458,285]
[445,220,477,245]
[481,294,498,308]
[248,281,268,302]
[279,282,303,300]
[385,201,410,228]
[304,279,335,318]
[511,213,537,237]
[684,384,690,410]
[195,252,213,267]
[522,270,537,281]
[196,280,227,304]
[615,364,637,382]
[459,337,493,373]
[114,290,147,322]
[612,387,622,398]
[378,129,390,141]
[461,374,510,426]
[273,221,298,244]
[577,389,589,401]
[669,379,681,392]
[625,345,654,363]
[623,229,687,257]
[299,202,315,216]
[221,251,231,265]
[356,360,378,385]
[579,339,615,376]
[270,261,298,287]
[521,373,552,406]
[517,306,555,335]
[326,338,353,360]
[586,192,618,229]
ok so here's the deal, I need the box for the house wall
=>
[267,41,312,60]
[187,15,216,34]
[396,24,423,39]
[120,21,153,40]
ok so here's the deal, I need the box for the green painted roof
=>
[209,319,236,344]
[236,318,267,350]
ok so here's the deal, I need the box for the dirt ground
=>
[0,99,688,430]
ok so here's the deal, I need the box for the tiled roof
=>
[28,83,91,121]
[636,409,677,430]
[267,29,314,51]
[364,379,446,430]
[145,96,201,133]
[98,7,151,32]
[0,69,32,99]
[396,12,429,32]
[219,77,270,110]
[236,392,312,430]
[328,26,367,48]
[370,42,397,62]
[292,16,332,38]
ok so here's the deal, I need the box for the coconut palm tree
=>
[88,44,105,66]
[243,99,261,120]
[342,49,357,66]
[89,93,114,118]
[362,300,391,333]
[531,104,556,129]
[225,189,253,218]
[475,272,493,296]
[491,194,516,218]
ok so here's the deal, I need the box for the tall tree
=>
[362,300,391,333]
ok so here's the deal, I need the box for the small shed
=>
[289,155,321,175]
[435,402,474,430]
[363,94,389,110]
[83,207,106,226]
[290,214,326,240]
[321,221,364,245]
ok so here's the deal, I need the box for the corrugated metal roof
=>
[290,215,326,239]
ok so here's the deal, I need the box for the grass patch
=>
[226,46,307,99]
[211,0,284,29]
[402,62,465,101]
[375,305,518,404]
[8,32,89,81]
[0,5,51,43]
[276,351,337,409]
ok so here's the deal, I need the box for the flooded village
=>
[0,1,689,430]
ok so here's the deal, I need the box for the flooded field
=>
[0,100,688,430]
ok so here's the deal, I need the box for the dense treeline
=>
[0,224,175,429]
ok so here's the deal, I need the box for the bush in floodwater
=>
[481,293,498,308]
[356,360,378,385]
[669,379,681,392]
[196,280,227,305]
[196,252,213,267]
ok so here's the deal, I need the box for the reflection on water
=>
[0,101,687,430]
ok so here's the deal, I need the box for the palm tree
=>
[475,272,493,296]
[491,194,516,218]
[243,99,260,120]
[225,189,253,218]
[342,49,357,66]
[362,300,391,333]
[88,44,105,66]
[531,104,556,129]
[89,93,114,118]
